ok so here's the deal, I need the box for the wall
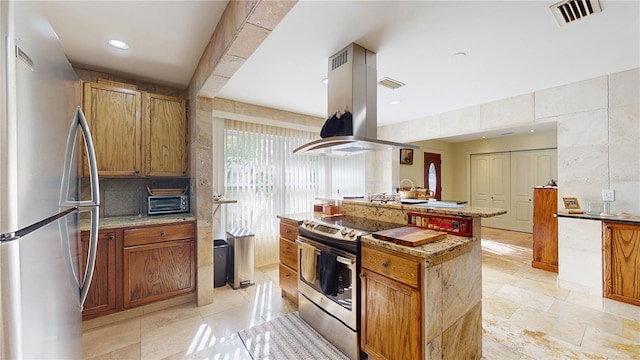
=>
[384,67,640,296]
[551,68,639,295]
[398,140,455,198]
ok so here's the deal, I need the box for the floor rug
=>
[238,312,349,360]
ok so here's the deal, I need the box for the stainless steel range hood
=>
[293,43,418,156]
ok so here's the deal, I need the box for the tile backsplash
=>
[81,177,190,218]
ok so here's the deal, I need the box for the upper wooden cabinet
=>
[83,82,142,177]
[82,82,188,177]
[144,93,188,177]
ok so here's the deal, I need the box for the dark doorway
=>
[423,152,442,200]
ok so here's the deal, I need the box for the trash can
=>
[213,239,229,288]
[226,228,255,289]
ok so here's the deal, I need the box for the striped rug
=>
[238,312,349,360]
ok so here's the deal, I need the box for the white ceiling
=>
[42,0,640,139]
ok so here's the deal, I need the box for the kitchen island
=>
[281,200,503,359]
[360,233,481,359]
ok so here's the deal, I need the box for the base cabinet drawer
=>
[124,238,195,308]
[279,263,298,300]
[279,238,298,271]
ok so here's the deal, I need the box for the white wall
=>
[382,67,640,295]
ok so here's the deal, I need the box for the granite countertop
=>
[339,198,506,218]
[80,214,196,231]
[361,233,478,267]
[556,212,640,225]
[276,212,315,224]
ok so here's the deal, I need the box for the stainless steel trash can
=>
[226,228,255,289]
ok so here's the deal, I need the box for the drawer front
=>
[279,263,298,298]
[279,221,299,241]
[279,238,298,271]
[361,245,421,288]
[124,222,195,247]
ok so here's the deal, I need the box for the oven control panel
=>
[302,220,361,240]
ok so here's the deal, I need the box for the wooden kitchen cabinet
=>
[603,222,640,306]
[360,243,422,360]
[532,187,558,272]
[144,93,188,177]
[82,82,188,177]
[82,82,142,177]
[279,218,299,303]
[123,221,196,308]
[80,229,122,320]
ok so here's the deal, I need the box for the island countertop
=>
[318,198,506,218]
[361,232,478,267]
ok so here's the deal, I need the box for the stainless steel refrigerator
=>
[1,1,100,358]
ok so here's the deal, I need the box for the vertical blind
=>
[224,120,364,267]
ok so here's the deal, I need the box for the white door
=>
[510,149,557,233]
[471,153,510,229]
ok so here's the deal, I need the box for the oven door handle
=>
[297,238,355,266]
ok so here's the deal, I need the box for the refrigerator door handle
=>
[79,206,99,310]
[58,106,100,310]
[60,206,99,311]
[60,106,100,208]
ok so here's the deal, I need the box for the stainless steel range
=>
[296,215,401,360]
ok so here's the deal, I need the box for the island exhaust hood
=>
[293,43,418,156]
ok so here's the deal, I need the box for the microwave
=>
[148,195,189,215]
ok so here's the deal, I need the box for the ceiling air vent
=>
[551,0,602,26]
[378,77,405,90]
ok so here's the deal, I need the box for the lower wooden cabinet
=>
[532,187,558,272]
[278,218,299,302]
[360,243,423,360]
[81,229,121,320]
[603,222,640,306]
[123,222,196,308]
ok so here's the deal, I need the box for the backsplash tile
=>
[81,177,190,218]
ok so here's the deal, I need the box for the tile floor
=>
[82,228,640,359]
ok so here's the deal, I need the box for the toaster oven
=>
[147,195,189,215]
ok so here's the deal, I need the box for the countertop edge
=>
[80,214,196,232]
[556,212,640,224]
[361,233,478,265]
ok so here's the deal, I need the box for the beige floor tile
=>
[82,228,640,360]
[483,294,522,319]
[494,284,557,312]
[508,306,587,346]
[140,302,202,335]
[548,298,626,337]
[140,316,209,359]
[82,318,141,359]
[512,276,570,301]
[580,326,640,359]
[85,342,141,360]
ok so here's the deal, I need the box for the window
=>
[224,120,364,266]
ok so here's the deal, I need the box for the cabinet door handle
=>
[160,231,166,236]
[285,273,290,278]
[108,235,115,241]
[382,262,389,268]
[285,229,291,233]
[134,169,140,174]
[285,246,290,250]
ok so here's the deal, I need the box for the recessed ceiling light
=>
[482,136,486,139]
[390,100,401,105]
[322,78,328,84]
[108,39,129,50]
[530,129,535,133]
[452,52,467,59]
